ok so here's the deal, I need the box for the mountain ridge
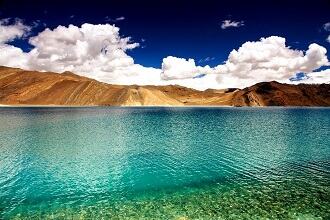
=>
[0,66,329,106]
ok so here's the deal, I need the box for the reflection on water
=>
[0,107,329,219]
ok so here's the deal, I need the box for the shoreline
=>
[0,104,329,108]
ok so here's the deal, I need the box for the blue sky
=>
[0,0,329,90]
[1,0,329,68]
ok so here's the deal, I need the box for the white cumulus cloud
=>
[323,22,330,44]
[0,19,328,90]
[298,69,330,84]
[221,20,244,29]
[0,21,162,85]
[0,18,31,43]
[323,22,330,31]
[0,19,31,69]
[215,36,329,87]
[161,56,213,80]
[160,36,329,88]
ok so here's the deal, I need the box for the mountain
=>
[0,66,329,106]
[231,81,330,106]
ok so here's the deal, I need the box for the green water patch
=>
[1,108,329,219]
[9,179,330,220]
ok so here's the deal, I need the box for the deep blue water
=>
[0,107,329,219]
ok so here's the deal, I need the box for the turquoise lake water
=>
[0,107,329,219]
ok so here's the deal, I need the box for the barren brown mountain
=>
[0,66,329,106]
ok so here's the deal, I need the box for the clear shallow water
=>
[0,107,329,219]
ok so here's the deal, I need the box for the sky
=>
[0,0,329,90]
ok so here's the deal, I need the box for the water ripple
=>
[0,107,329,219]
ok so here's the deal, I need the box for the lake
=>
[0,107,329,219]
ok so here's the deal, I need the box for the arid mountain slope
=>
[232,81,330,106]
[0,66,329,106]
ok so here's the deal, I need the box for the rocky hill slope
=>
[0,66,329,106]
